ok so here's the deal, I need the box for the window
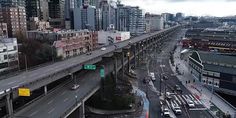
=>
[4,55,8,60]
[0,62,8,69]
[203,80,206,83]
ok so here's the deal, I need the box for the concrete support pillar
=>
[121,51,124,79]
[6,93,13,117]
[114,56,118,85]
[133,46,136,67]
[137,45,140,66]
[127,51,130,72]
[79,102,85,118]
[44,85,47,95]
[141,43,144,60]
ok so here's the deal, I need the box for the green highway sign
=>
[100,68,105,78]
[84,64,96,70]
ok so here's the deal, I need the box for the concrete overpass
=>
[0,25,181,118]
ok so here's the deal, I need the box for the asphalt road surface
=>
[135,28,214,118]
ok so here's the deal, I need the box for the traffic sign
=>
[18,88,30,97]
[84,64,96,70]
[100,68,105,78]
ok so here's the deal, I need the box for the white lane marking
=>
[189,94,195,100]
[182,95,188,103]
[18,81,26,86]
[188,95,199,105]
[166,100,170,108]
[29,110,39,117]
[192,94,202,105]
[174,95,181,105]
[7,81,17,85]
[189,108,207,111]
[60,91,66,96]
[0,91,4,95]
[47,100,54,105]
[177,95,186,104]
[48,108,55,114]
[6,89,10,92]
[11,85,19,89]
[64,98,69,102]
[185,95,190,100]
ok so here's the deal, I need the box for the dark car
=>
[143,78,150,84]
[174,85,182,92]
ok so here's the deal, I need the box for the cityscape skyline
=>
[121,0,236,17]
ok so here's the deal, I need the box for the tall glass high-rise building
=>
[48,0,65,28]
[25,0,49,21]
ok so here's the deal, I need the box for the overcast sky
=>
[121,0,236,17]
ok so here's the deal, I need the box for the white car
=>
[166,92,172,99]
[101,47,106,51]
[162,107,170,117]
[71,84,80,90]
[171,100,182,114]
[149,72,156,81]
[187,99,195,108]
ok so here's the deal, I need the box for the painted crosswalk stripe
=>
[174,95,182,105]
[182,95,188,103]
[189,108,207,111]
[189,94,195,100]
[188,95,199,105]
[178,95,186,104]
[185,95,190,100]
[166,100,170,108]
[192,94,202,105]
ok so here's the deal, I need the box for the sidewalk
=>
[170,46,236,118]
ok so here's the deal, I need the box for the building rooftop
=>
[190,51,236,75]
[27,29,90,34]
[198,51,236,66]
[204,64,236,75]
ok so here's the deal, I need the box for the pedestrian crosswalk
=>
[168,94,202,106]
